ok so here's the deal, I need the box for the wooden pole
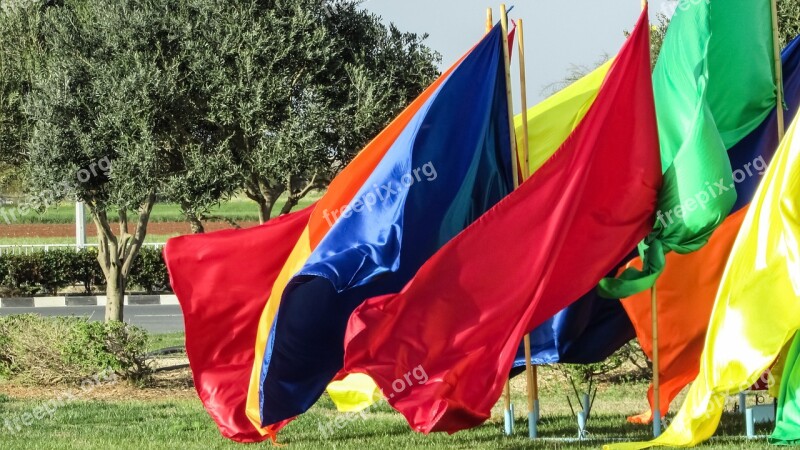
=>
[637,0,661,438]
[651,286,661,437]
[771,0,786,142]
[494,5,516,437]
[500,4,520,189]
[517,19,531,181]
[517,17,537,440]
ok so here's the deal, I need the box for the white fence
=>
[0,243,165,255]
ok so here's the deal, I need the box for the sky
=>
[364,0,676,112]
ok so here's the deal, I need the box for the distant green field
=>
[0,193,322,225]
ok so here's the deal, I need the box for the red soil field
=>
[0,221,261,239]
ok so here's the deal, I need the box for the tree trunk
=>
[245,179,282,224]
[280,173,319,216]
[280,197,299,215]
[104,262,124,322]
[187,213,205,234]
[88,193,156,323]
[257,199,272,224]
[94,232,126,322]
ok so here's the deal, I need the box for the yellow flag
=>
[606,109,800,449]
[515,61,612,173]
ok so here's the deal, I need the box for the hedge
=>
[0,247,171,296]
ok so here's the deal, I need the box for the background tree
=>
[0,0,439,320]
[778,0,800,48]
[185,0,440,223]
[0,1,44,196]
[20,0,204,321]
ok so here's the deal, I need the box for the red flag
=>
[342,9,660,434]
[163,206,312,442]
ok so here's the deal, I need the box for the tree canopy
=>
[0,0,439,321]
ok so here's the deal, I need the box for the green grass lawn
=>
[0,377,779,449]
[0,193,322,225]
[146,332,186,353]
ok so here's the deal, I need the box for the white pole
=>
[75,201,86,250]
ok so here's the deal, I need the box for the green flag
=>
[599,0,777,298]
[772,334,800,445]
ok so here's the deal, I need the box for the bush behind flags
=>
[342,8,660,434]
[605,93,800,450]
[599,0,778,298]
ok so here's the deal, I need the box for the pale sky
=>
[364,0,675,111]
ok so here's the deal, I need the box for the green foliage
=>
[127,247,170,294]
[0,248,168,296]
[0,0,438,317]
[0,314,149,384]
[181,0,440,219]
[555,341,651,389]
[3,252,45,295]
[779,0,800,48]
[61,319,149,381]
[0,249,104,296]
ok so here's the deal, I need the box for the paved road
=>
[0,305,184,334]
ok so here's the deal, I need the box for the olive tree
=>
[1,0,439,321]
[185,0,440,222]
[18,0,212,321]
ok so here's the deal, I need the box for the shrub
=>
[0,314,150,384]
[128,247,170,294]
[40,250,81,295]
[3,252,45,295]
[75,248,106,294]
[0,247,168,296]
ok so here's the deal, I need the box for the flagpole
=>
[771,0,786,141]
[636,0,661,438]
[494,4,517,437]
[651,285,662,437]
[516,17,538,440]
[501,4,520,189]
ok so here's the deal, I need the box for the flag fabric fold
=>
[246,25,516,433]
[512,53,633,370]
[606,96,800,450]
[163,206,312,442]
[621,34,800,424]
[343,8,660,434]
[515,279,635,368]
[599,0,777,298]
